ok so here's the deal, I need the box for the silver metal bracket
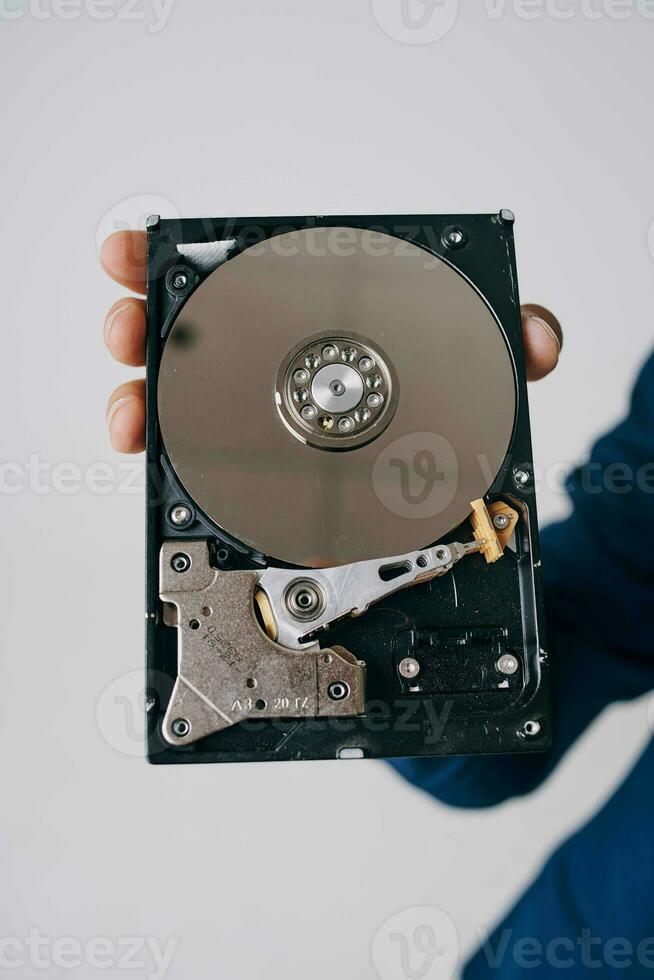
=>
[258,540,482,650]
[160,541,366,746]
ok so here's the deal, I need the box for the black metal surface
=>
[145,213,551,765]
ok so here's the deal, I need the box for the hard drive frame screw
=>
[514,468,530,487]
[166,265,194,296]
[171,552,191,573]
[169,504,192,527]
[497,654,519,676]
[399,657,421,679]
[442,225,467,250]
[521,719,542,738]
[499,209,516,226]
[171,718,191,738]
[493,513,510,531]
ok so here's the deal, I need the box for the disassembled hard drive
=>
[145,213,550,764]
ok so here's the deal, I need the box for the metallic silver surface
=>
[311,363,363,413]
[258,539,482,651]
[283,578,326,621]
[497,653,519,675]
[274,332,398,451]
[398,657,421,679]
[169,504,192,527]
[160,541,366,746]
[158,227,516,566]
[492,513,511,531]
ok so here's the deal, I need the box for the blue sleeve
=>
[463,737,654,977]
[389,352,654,807]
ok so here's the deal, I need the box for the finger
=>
[106,379,146,453]
[104,297,146,366]
[101,231,147,294]
[521,304,563,382]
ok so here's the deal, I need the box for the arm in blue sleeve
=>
[389,351,654,807]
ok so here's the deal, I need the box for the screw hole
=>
[328,682,350,702]
[189,619,200,630]
[171,552,191,573]
[246,678,257,689]
[255,698,266,711]
[416,554,428,568]
[171,718,190,737]
[201,606,213,617]
[442,225,467,250]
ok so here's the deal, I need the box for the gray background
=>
[1,2,653,978]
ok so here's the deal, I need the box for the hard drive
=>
[144,213,551,764]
